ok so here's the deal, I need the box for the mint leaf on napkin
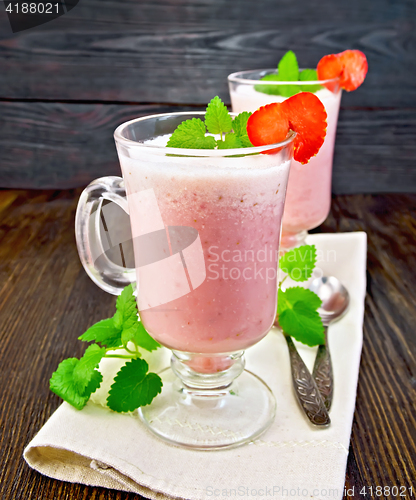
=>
[51,284,162,412]
[113,284,139,330]
[79,284,160,352]
[279,244,317,282]
[114,284,161,351]
[121,321,161,352]
[50,358,103,410]
[277,287,324,346]
[107,358,163,412]
[72,344,106,393]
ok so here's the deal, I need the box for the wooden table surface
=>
[0,189,415,500]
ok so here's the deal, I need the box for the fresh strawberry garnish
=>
[317,50,368,92]
[246,103,289,147]
[281,92,327,164]
[246,92,327,164]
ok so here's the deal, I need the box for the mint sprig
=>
[255,50,323,97]
[277,244,324,346]
[167,97,253,150]
[50,284,162,412]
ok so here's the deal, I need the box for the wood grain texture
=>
[0,102,198,189]
[316,193,416,498]
[0,190,415,499]
[0,0,415,107]
[0,101,415,192]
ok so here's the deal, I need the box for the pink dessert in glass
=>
[121,134,291,356]
[229,73,341,249]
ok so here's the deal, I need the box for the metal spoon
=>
[309,276,350,411]
[274,319,330,426]
[283,333,331,426]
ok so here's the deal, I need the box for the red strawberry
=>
[246,92,327,164]
[317,50,368,92]
[281,92,327,164]
[246,103,289,147]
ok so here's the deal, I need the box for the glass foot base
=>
[280,229,308,252]
[139,368,276,450]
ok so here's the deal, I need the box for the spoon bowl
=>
[309,276,350,326]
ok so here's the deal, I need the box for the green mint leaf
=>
[232,112,253,147]
[254,73,282,96]
[114,284,160,351]
[121,321,161,352]
[167,118,216,149]
[83,369,103,397]
[277,51,300,97]
[114,284,138,331]
[279,244,317,282]
[79,317,122,349]
[50,358,103,410]
[204,96,232,135]
[216,133,243,149]
[278,50,299,81]
[256,51,306,97]
[299,69,318,81]
[107,358,163,412]
[300,69,323,93]
[277,287,324,346]
[72,344,106,392]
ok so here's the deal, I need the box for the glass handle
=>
[75,176,136,295]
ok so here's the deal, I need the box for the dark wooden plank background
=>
[0,0,415,191]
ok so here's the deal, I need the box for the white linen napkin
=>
[24,232,367,500]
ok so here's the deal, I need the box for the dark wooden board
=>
[0,101,415,193]
[0,190,415,500]
[0,0,415,107]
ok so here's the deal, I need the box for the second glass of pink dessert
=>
[228,50,367,249]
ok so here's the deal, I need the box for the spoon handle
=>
[313,326,334,411]
[284,335,330,426]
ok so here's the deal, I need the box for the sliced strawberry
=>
[246,103,289,147]
[317,50,368,92]
[246,92,327,164]
[281,92,327,164]
[315,54,343,92]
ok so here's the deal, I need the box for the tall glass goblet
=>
[75,112,295,449]
[228,70,341,250]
